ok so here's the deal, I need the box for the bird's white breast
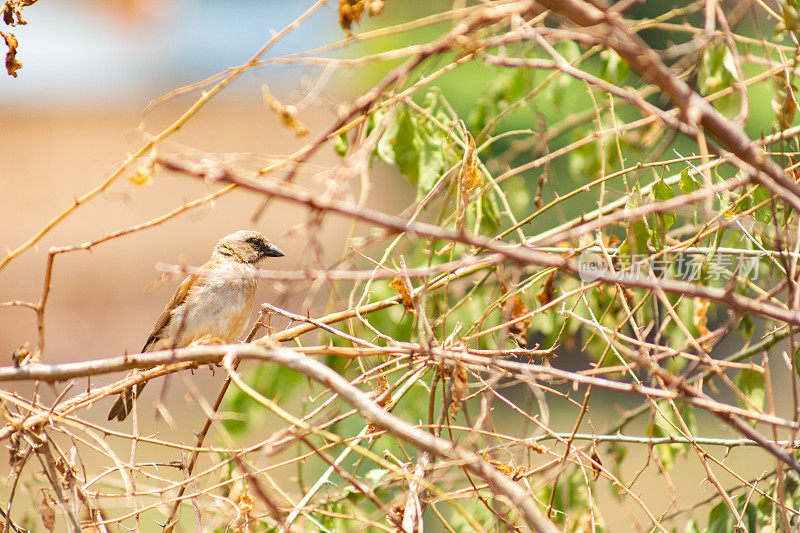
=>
[162,262,257,348]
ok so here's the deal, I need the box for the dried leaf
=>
[2,31,21,77]
[367,373,391,435]
[36,495,55,533]
[693,297,712,350]
[8,431,23,466]
[11,341,30,366]
[621,286,635,306]
[482,453,527,480]
[263,91,308,137]
[2,3,13,25]
[238,484,255,513]
[449,362,468,416]
[387,503,404,529]
[789,159,800,182]
[502,287,530,347]
[590,447,602,481]
[1,401,22,430]
[1,0,33,26]
[536,270,557,305]
[772,72,798,130]
[231,483,255,533]
[462,133,482,193]
[375,373,391,407]
[338,0,366,34]
[338,0,385,34]
[389,275,415,315]
[484,454,516,476]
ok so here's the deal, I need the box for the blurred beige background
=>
[0,0,412,415]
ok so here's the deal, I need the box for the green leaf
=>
[377,111,401,165]
[417,125,444,197]
[599,50,629,85]
[737,494,759,532]
[652,178,675,203]
[558,40,581,62]
[704,501,734,533]
[735,368,765,411]
[333,132,348,157]
[626,183,652,256]
[679,168,700,194]
[468,67,530,132]
[479,191,501,232]
[650,401,686,470]
[792,346,800,379]
[700,45,739,116]
[736,185,754,213]
[753,185,774,224]
[376,106,445,198]
[652,179,675,249]
[684,518,700,533]
[364,468,389,485]
[393,110,421,185]
[650,401,692,470]
[737,313,754,340]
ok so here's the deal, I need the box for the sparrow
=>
[107,230,284,421]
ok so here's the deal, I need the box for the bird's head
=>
[214,230,284,264]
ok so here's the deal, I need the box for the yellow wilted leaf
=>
[11,342,30,366]
[387,504,404,529]
[375,373,391,408]
[389,275,415,315]
[536,270,557,305]
[693,297,713,350]
[338,0,366,33]
[502,286,530,347]
[36,495,55,533]
[2,31,21,77]
[590,446,603,481]
[450,362,468,416]
[483,454,516,475]
[483,454,527,480]
[231,483,255,533]
[367,373,391,435]
[788,158,800,182]
[462,134,482,193]
[263,91,309,137]
[772,71,797,130]
[338,0,385,34]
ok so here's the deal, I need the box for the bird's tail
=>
[107,381,146,421]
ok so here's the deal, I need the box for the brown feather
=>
[108,272,201,421]
[142,272,199,352]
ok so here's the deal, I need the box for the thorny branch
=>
[6,0,800,531]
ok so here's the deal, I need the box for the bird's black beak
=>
[261,242,284,258]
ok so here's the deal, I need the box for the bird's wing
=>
[141,271,199,352]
